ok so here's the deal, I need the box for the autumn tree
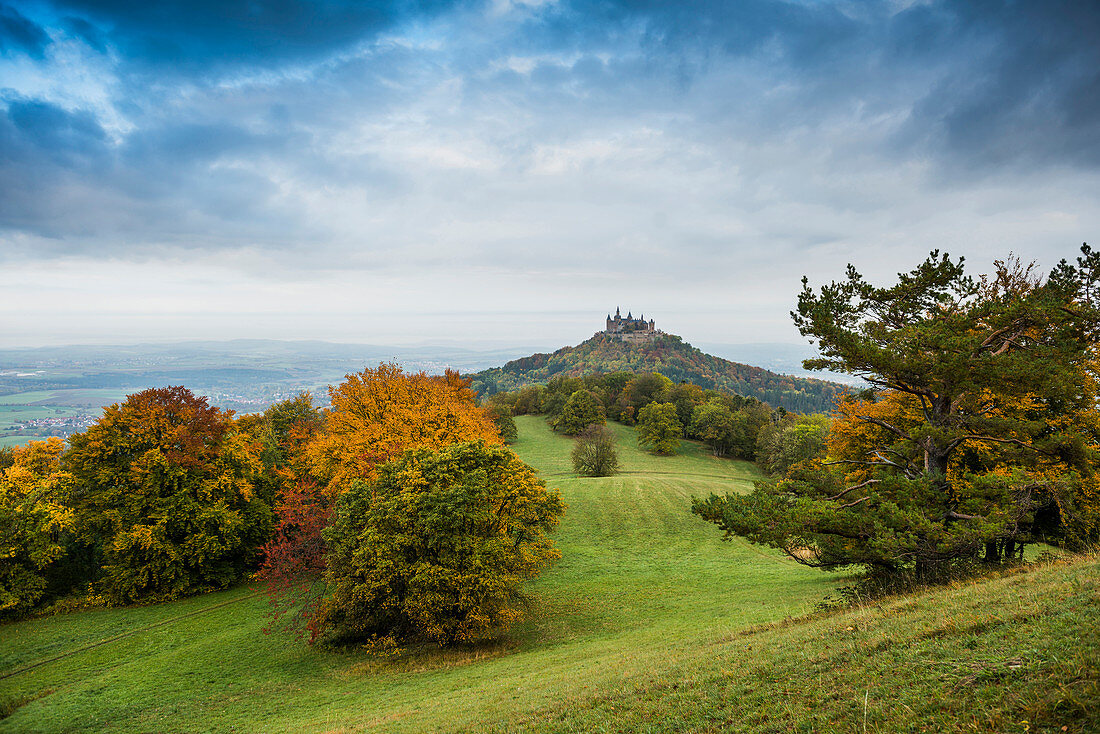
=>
[239,394,328,637]
[571,424,621,477]
[260,366,501,638]
[315,441,564,648]
[694,247,1100,582]
[65,387,271,604]
[616,373,673,425]
[0,439,75,616]
[637,402,682,455]
[553,389,606,435]
[307,364,500,492]
[511,385,545,415]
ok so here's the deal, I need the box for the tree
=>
[553,389,605,435]
[694,248,1100,581]
[315,441,565,648]
[755,413,831,475]
[511,385,545,415]
[262,367,502,638]
[616,373,673,424]
[240,394,328,638]
[0,439,75,616]
[486,406,518,444]
[637,402,682,455]
[667,382,706,428]
[690,400,738,457]
[571,424,621,477]
[307,364,501,491]
[66,387,271,603]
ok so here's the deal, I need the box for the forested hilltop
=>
[469,332,846,413]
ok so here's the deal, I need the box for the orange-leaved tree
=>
[306,364,501,491]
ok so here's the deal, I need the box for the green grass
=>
[0,391,61,405]
[2,417,1096,733]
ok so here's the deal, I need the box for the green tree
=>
[571,424,621,477]
[553,390,605,435]
[617,373,673,424]
[694,248,1100,581]
[0,439,75,616]
[490,409,518,443]
[66,387,272,604]
[667,382,706,428]
[316,441,564,648]
[637,402,682,455]
[690,400,738,457]
[755,413,831,475]
[512,385,545,415]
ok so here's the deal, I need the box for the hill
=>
[4,417,1094,732]
[469,332,847,413]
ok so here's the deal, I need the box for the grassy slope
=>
[0,417,832,732]
[2,418,1096,733]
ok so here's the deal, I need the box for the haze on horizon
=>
[1,0,1098,350]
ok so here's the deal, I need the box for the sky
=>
[1,0,1098,350]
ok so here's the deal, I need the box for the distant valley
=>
[0,336,841,446]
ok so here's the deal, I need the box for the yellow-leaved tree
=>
[0,438,76,616]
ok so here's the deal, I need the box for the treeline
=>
[470,332,846,414]
[485,370,830,471]
[0,367,563,651]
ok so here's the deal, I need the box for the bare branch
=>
[827,478,880,501]
[945,510,982,521]
[855,415,912,441]
[839,496,872,509]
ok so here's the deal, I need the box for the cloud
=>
[0,4,50,59]
[1,0,1099,346]
[43,0,467,72]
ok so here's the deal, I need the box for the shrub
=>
[571,424,621,477]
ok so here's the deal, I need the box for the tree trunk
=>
[983,540,1001,564]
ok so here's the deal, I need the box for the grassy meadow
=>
[1,416,1097,732]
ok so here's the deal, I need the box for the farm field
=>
[0,390,128,448]
[2,418,1096,732]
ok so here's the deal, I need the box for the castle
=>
[604,307,660,343]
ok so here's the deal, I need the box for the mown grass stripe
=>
[0,592,263,681]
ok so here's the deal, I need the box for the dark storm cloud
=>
[0,3,50,59]
[909,0,1100,170]
[2,0,1098,260]
[552,0,1100,172]
[45,0,466,70]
